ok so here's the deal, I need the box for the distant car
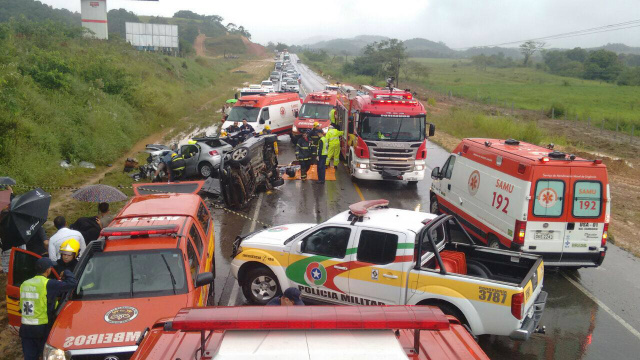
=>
[297,59,302,63]
[285,79,299,92]
[270,71,280,81]
[180,137,233,178]
[261,80,275,92]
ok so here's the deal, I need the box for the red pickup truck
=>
[131,306,489,360]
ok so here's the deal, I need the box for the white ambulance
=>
[430,138,610,268]
[222,93,302,135]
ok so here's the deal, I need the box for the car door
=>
[348,228,407,305]
[288,226,355,303]
[6,248,60,333]
[259,107,270,129]
[433,155,457,206]
[180,144,200,177]
[527,167,569,260]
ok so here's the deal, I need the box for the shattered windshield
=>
[227,106,260,122]
[359,115,425,142]
[74,250,187,300]
[299,104,332,119]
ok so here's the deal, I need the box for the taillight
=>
[514,220,526,246]
[511,293,524,320]
[209,150,219,156]
[416,139,427,160]
[601,223,609,247]
[355,136,369,159]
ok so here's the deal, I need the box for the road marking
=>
[248,192,264,233]
[562,271,640,341]
[353,183,365,201]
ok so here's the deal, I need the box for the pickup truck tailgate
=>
[511,259,547,341]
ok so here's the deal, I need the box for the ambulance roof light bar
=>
[101,224,179,239]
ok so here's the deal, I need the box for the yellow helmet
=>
[265,125,271,130]
[60,238,80,256]
[313,122,320,128]
[187,140,197,145]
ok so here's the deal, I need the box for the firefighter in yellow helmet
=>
[54,238,80,273]
[260,125,272,135]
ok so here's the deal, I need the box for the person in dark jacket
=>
[20,258,77,360]
[295,132,313,180]
[226,122,241,133]
[239,119,255,136]
[70,202,110,244]
[266,287,305,306]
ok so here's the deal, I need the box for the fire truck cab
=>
[292,90,348,142]
[339,85,435,184]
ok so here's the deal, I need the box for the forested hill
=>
[0,0,80,24]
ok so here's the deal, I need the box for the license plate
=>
[534,232,554,240]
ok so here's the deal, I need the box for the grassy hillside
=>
[411,58,640,132]
[0,19,252,186]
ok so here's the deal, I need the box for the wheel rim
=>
[200,165,212,177]
[430,200,438,213]
[489,239,500,249]
[250,275,277,301]
[232,149,248,161]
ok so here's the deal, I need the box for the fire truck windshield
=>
[227,106,260,123]
[299,103,332,119]
[74,249,188,300]
[359,115,425,142]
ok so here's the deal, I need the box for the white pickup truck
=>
[231,200,547,340]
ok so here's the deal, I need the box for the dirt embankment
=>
[240,36,267,57]
[194,33,207,57]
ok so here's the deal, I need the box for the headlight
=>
[292,126,297,132]
[43,344,68,360]
[415,165,425,171]
[356,162,368,169]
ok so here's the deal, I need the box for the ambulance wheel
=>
[430,196,440,214]
[243,267,281,305]
[487,235,501,249]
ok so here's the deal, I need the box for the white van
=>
[222,93,302,135]
[430,138,610,268]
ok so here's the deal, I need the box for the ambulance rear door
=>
[526,166,569,261]
[563,167,607,259]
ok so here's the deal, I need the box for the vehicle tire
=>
[487,234,501,249]
[199,162,214,178]
[242,267,281,305]
[434,303,469,328]
[430,196,440,214]
[230,147,251,165]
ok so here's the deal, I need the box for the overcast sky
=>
[40,0,640,48]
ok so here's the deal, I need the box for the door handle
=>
[334,266,348,271]
[383,273,398,279]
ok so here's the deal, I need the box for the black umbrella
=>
[1,188,51,250]
[0,177,16,186]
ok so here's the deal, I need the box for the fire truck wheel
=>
[430,196,440,214]
[242,267,282,305]
[487,235,501,249]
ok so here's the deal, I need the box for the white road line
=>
[562,271,640,340]
[249,192,264,233]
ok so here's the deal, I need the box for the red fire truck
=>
[292,90,348,143]
[338,85,435,184]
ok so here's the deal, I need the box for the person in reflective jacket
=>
[295,132,313,180]
[325,125,344,169]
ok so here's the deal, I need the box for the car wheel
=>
[430,196,440,214]
[487,234,501,249]
[231,147,250,165]
[199,163,214,178]
[242,267,281,305]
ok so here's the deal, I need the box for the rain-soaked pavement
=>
[207,54,640,359]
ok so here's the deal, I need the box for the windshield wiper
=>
[392,119,405,141]
[161,254,177,295]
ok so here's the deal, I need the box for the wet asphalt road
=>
[209,54,640,359]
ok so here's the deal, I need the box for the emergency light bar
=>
[349,199,389,216]
[171,306,450,332]
[101,224,179,238]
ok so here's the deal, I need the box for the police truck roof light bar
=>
[100,224,179,238]
[348,199,389,217]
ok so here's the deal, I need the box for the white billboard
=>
[125,22,179,49]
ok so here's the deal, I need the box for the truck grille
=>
[370,147,416,173]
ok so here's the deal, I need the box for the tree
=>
[275,42,288,52]
[583,49,623,82]
[107,9,139,39]
[519,40,545,66]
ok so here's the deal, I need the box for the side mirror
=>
[195,272,214,287]
[294,110,299,117]
[431,167,441,180]
[296,241,304,253]
[259,118,265,124]
[428,123,436,137]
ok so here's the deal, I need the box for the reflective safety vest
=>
[329,109,336,125]
[319,136,329,156]
[20,276,49,325]
[170,153,186,171]
[326,129,343,145]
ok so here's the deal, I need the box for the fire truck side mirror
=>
[195,272,214,287]
[428,123,436,137]
[431,167,441,180]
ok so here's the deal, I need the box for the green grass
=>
[0,20,256,188]
[410,58,640,133]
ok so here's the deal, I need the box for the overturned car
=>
[219,134,284,209]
